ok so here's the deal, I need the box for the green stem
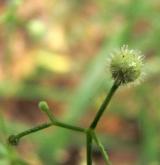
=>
[41,104,86,132]
[8,123,52,145]
[90,81,119,129]
[11,123,52,140]
[8,121,85,145]
[42,106,56,123]
[86,130,92,165]
[92,131,111,165]
[54,120,85,132]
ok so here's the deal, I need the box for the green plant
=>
[8,45,144,165]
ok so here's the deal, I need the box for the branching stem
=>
[8,121,85,145]
[8,81,119,165]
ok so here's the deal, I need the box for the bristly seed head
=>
[110,45,144,85]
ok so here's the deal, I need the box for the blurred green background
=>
[0,0,160,165]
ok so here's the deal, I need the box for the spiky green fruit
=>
[110,45,144,85]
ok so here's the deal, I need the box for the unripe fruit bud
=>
[110,45,144,85]
[39,101,49,112]
[8,135,19,146]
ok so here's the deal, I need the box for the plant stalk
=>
[8,121,85,145]
[90,81,119,129]
[41,105,86,132]
[86,130,92,165]
[92,131,111,165]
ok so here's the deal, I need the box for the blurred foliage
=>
[0,0,160,165]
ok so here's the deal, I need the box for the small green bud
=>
[39,101,49,112]
[110,45,144,85]
[8,135,19,146]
